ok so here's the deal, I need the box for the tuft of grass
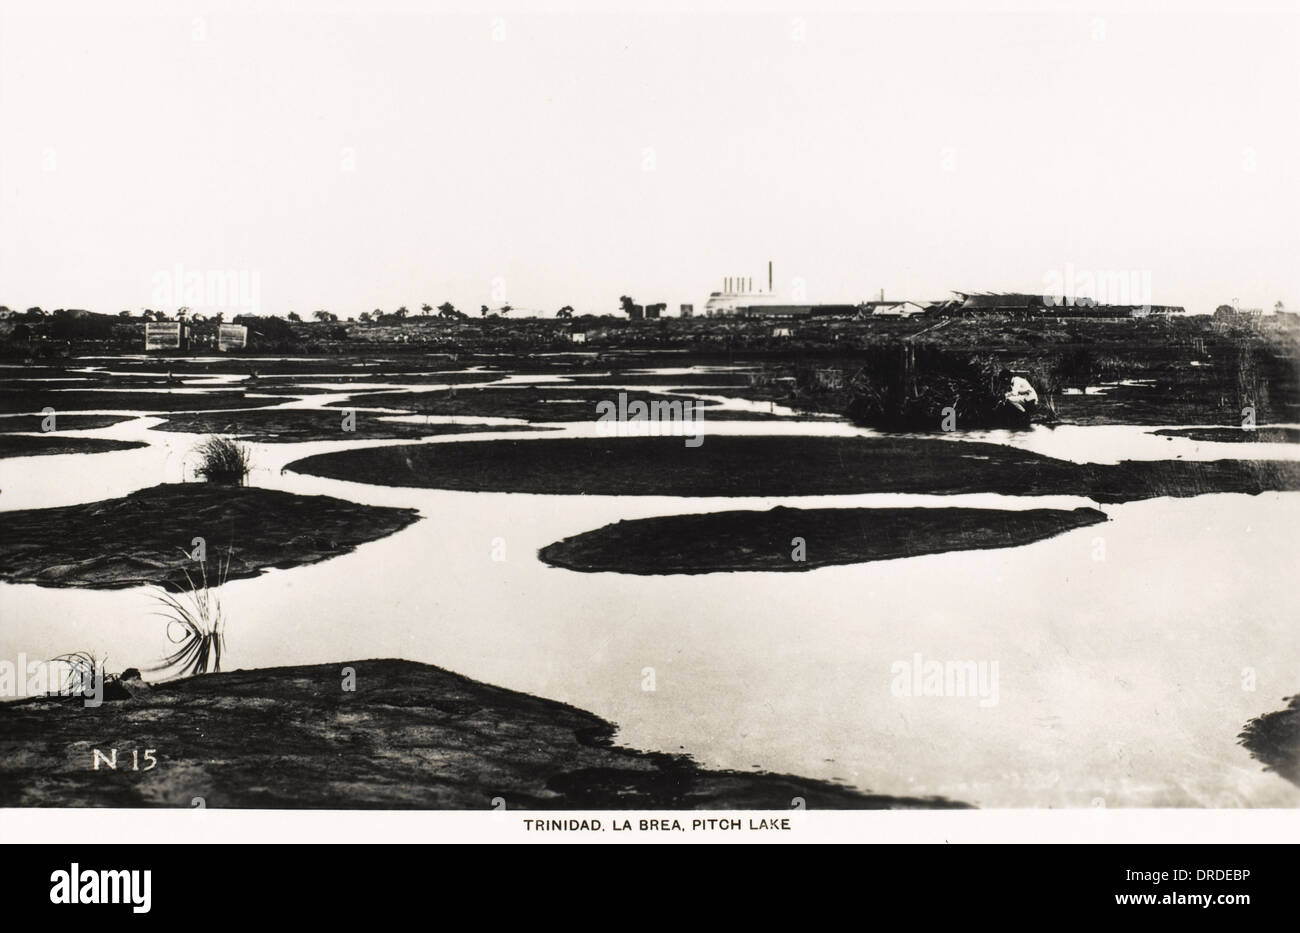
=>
[194,435,251,485]
[148,552,230,679]
[47,651,107,696]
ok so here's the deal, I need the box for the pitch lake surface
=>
[2,362,1298,807]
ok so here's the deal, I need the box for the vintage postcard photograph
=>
[0,0,1297,868]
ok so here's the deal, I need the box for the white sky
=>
[1,0,1297,318]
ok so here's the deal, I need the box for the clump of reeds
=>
[47,651,107,696]
[193,435,251,485]
[148,551,230,679]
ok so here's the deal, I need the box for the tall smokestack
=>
[748,277,752,293]
[768,261,773,293]
[725,277,731,293]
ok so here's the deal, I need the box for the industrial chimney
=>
[768,261,773,293]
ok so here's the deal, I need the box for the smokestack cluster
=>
[723,264,777,295]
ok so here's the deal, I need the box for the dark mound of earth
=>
[539,505,1109,574]
[151,409,549,443]
[0,484,420,589]
[1153,427,1300,444]
[1239,695,1300,788]
[0,435,147,458]
[325,386,780,422]
[0,389,275,414]
[0,414,133,432]
[287,435,1300,504]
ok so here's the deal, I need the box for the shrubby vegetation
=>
[194,436,251,485]
[837,346,1019,430]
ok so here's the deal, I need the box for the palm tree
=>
[421,303,433,316]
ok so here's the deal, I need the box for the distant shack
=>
[144,321,186,351]
[143,320,247,352]
[218,323,248,351]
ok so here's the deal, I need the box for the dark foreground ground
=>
[0,659,967,809]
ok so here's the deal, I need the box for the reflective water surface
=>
[1,366,1297,807]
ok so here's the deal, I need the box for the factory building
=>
[704,261,786,317]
